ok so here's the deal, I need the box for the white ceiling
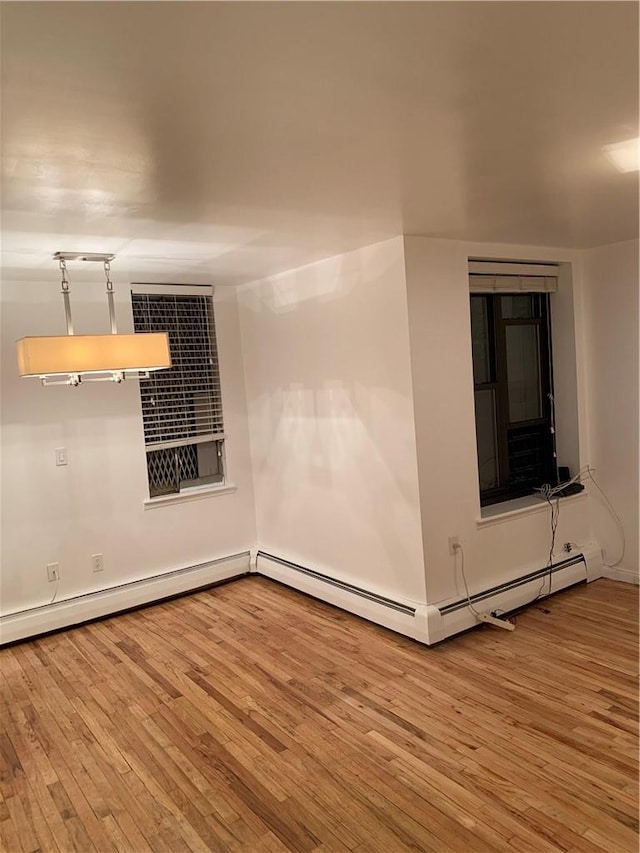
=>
[2,1,638,285]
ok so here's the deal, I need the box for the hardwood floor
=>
[1,577,638,852]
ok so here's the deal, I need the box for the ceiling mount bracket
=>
[53,252,116,263]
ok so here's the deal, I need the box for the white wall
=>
[404,237,596,604]
[1,268,257,616]
[581,239,639,582]
[238,237,426,603]
[4,233,633,640]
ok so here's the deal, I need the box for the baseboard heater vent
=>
[438,553,586,617]
[256,551,416,616]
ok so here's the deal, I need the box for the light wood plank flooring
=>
[1,577,638,852]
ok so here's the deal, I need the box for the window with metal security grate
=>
[132,290,225,497]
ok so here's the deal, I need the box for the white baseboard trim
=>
[0,551,251,646]
[601,566,640,585]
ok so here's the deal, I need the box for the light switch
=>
[55,448,68,466]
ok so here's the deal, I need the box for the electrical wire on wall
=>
[448,466,625,630]
[489,465,626,622]
[585,467,626,567]
[538,492,560,599]
[531,464,626,606]
[538,465,625,563]
[49,575,59,605]
[453,542,482,618]
[453,542,516,630]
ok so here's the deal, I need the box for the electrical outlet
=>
[91,553,104,573]
[47,562,59,582]
[448,536,460,555]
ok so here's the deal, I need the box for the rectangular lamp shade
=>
[16,333,171,378]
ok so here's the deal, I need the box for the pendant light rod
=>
[103,259,118,334]
[54,250,120,335]
[59,257,74,336]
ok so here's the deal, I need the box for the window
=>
[131,288,225,498]
[470,291,556,506]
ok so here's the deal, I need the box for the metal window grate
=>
[132,294,224,447]
[146,443,200,496]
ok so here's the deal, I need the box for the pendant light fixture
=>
[16,252,171,386]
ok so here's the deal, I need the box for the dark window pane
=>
[470,296,492,384]
[501,294,538,320]
[506,324,542,422]
[507,425,549,490]
[474,389,499,491]
[469,289,554,506]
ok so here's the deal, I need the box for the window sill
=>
[476,489,588,528]
[143,483,237,510]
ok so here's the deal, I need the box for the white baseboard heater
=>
[257,546,601,645]
[0,551,251,646]
[257,551,416,615]
[256,551,432,642]
[2,544,602,647]
[430,552,592,643]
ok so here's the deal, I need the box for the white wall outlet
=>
[448,536,460,555]
[91,554,104,573]
[55,448,68,466]
[46,562,59,582]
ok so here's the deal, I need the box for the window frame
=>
[471,292,556,506]
[131,284,227,500]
